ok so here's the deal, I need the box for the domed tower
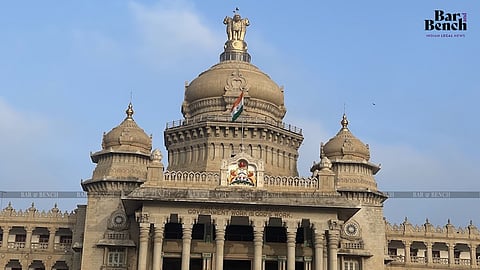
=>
[311,114,387,269]
[80,103,154,269]
[165,12,304,176]
[317,114,380,191]
[88,103,152,183]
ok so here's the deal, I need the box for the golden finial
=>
[126,102,134,120]
[341,113,349,130]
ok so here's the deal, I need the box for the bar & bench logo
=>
[425,10,467,38]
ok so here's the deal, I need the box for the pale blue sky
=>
[0,1,479,227]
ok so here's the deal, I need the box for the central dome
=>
[182,61,286,121]
[181,12,286,122]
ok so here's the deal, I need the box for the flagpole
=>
[230,90,245,154]
[241,115,244,153]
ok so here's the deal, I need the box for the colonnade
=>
[136,216,341,270]
[389,239,478,266]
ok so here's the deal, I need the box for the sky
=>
[0,1,479,227]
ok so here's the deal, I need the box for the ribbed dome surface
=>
[102,103,152,154]
[182,61,286,121]
[323,114,370,161]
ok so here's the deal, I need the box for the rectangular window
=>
[15,234,26,242]
[59,235,72,244]
[388,248,397,256]
[107,247,126,267]
[343,260,360,270]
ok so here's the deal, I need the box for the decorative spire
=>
[52,203,59,211]
[28,202,36,212]
[125,102,134,120]
[341,113,349,130]
[320,142,324,159]
[5,201,13,211]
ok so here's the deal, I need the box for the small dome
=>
[323,114,370,161]
[182,60,286,122]
[102,103,152,154]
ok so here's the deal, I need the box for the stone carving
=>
[108,209,129,231]
[151,148,163,163]
[228,159,256,186]
[224,13,250,41]
[225,70,248,93]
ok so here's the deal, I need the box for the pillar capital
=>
[154,215,168,226]
[181,216,194,228]
[328,219,342,231]
[311,220,326,231]
[252,218,267,232]
[285,219,298,234]
[214,217,228,229]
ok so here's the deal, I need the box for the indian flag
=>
[230,91,244,122]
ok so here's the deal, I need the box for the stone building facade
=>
[0,11,477,270]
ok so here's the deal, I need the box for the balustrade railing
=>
[454,258,471,265]
[433,257,449,264]
[54,242,72,251]
[341,241,364,249]
[31,242,49,249]
[411,256,427,264]
[166,115,302,134]
[264,176,318,190]
[390,255,405,263]
[106,232,129,240]
[7,241,25,249]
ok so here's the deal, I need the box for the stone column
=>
[304,257,312,270]
[44,261,52,270]
[253,221,265,270]
[48,227,57,252]
[448,243,455,266]
[25,226,33,250]
[182,218,193,270]
[426,241,433,265]
[152,223,164,270]
[470,244,477,266]
[202,253,212,270]
[138,223,150,270]
[215,219,227,270]
[313,227,324,270]
[286,221,297,270]
[327,220,340,270]
[278,256,287,270]
[1,226,10,250]
[323,240,328,270]
[404,241,411,264]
